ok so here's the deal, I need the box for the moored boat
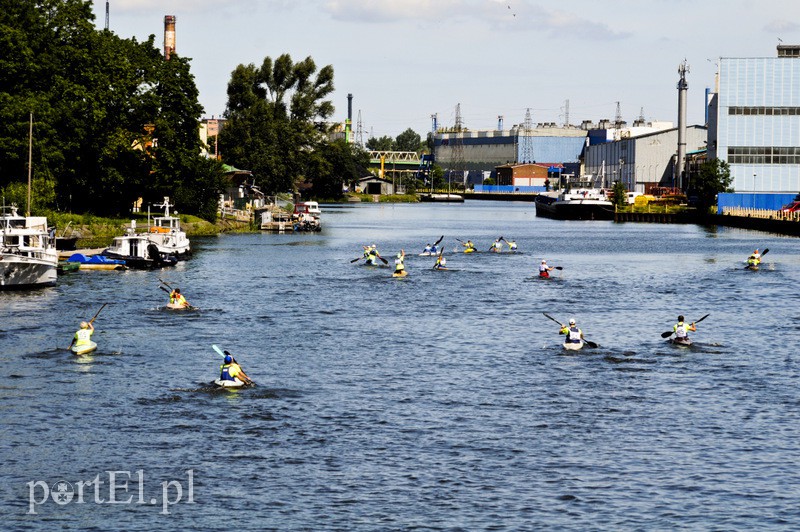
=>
[102,221,177,269]
[0,205,58,289]
[147,197,191,259]
[534,175,614,221]
[420,193,464,203]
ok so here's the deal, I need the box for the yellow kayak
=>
[464,248,475,254]
[392,270,408,278]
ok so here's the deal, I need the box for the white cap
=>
[568,318,576,325]
[541,259,546,263]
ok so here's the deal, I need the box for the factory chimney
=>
[164,15,176,60]
[345,93,353,143]
[676,60,689,189]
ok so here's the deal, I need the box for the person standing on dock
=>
[539,259,554,278]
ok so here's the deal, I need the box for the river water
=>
[2,201,800,530]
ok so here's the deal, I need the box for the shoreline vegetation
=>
[53,194,798,249]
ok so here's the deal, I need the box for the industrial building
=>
[708,45,800,193]
[583,125,708,193]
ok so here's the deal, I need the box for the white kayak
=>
[166,303,194,310]
[562,341,584,351]
[71,341,97,355]
[669,336,693,347]
[214,378,246,388]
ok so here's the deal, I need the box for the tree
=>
[218,54,335,195]
[365,136,394,151]
[691,158,733,214]
[0,1,221,219]
[611,181,627,209]
[395,128,422,152]
[306,139,369,199]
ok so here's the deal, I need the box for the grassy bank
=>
[46,212,226,248]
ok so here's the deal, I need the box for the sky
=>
[91,0,800,140]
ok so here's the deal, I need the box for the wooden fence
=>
[720,207,800,222]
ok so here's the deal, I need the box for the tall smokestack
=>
[164,15,176,60]
[347,93,353,122]
[676,60,689,189]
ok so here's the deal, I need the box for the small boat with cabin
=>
[146,197,191,259]
[0,205,58,289]
[102,220,177,269]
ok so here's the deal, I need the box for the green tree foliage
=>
[0,0,222,219]
[395,128,422,152]
[692,158,733,214]
[306,140,369,199]
[365,136,394,151]
[612,181,627,209]
[218,54,335,195]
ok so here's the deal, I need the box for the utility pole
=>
[451,104,465,188]
[105,0,109,31]
[519,108,534,164]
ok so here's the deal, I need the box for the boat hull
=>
[535,194,614,221]
[0,257,57,289]
[71,341,97,355]
[562,341,584,351]
[392,270,408,278]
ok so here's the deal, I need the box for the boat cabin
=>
[293,201,321,217]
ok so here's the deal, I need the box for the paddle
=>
[660,313,710,338]
[378,255,388,265]
[160,286,196,309]
[350,256,362,263]
[211,344,254,386]
[68,303,106,349]
[158,278,173,290]
[434,235,444,247]
[542,312,598,348]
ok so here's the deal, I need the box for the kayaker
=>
[169,288,190,308]
[422,243,432,254]
[366,244,380,265]
[394,249,406,274]
[491,239,503,253]
[219,352,253,385]
[462,240,475,252]
[69,321,94,351]
[539,259,554,278]
[747,249,761,268]
[559,318,583,345]
[434,254,447,270]
[430,242,439,254]
[506,239,518,251]
[673,315,696,340]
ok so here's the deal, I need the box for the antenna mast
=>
[519,108,535,163]
[105,0,109,30]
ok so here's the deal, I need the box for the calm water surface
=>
[2,201,800,530]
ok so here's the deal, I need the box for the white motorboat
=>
[102,220,177,269]
[535,175,614,221]
[0,205,58,289]
[147,197,191,258]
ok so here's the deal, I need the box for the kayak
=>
[669,336,693,347]
[562,341,584,351]
[166,303,192,310]
[71,341,97,355]
[464,248,475,253]
[418,252,435,256]
[433,266,449,271]
[214,378,245,388]
[392,270,408,278]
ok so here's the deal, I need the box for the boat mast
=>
[27,113,32,216]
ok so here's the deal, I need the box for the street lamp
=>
[753,173,756,192]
